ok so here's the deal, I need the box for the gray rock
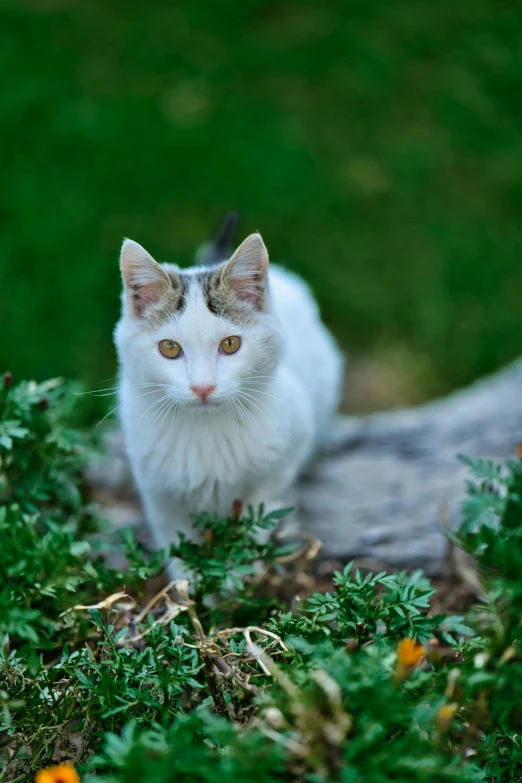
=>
[300,359,522,574]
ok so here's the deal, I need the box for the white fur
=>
[114,235,343,574]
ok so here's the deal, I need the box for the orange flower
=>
[397,638,426,668]
[36,763,80,783]
[517,442,522,459]
[395,638,426,682]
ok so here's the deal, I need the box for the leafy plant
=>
[453,455,522,779]
[3,374,522,781]
[0,375,161,657]
[271,565,451,645]
[170,503,294,625]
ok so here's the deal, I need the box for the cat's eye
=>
[159,339,182,359]
[219,336,241,355]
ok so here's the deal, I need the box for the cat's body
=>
[115,232,342,571]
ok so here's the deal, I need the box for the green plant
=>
[271,565,455,645]
[0,375,161,657]
[453,455,522,779]
[3,374,522,782]
[83,458,522,782]
[0,375,171,775]
[170,504,294,626]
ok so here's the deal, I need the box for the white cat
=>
[114,231,342,573]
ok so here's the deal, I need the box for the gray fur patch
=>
[200,266,257,324]
[143,267,188,328]
[142,263,256,328]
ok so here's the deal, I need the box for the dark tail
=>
[195,211,239,266]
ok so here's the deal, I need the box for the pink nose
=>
[190,384,216,402]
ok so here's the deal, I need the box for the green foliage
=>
[171,504,294,624]
[453,455,522,779]
[457,455,511,534]
[0,376,295,775]
[86,716,286,783]
[0,376,87,513]
[84,639,485,783]
[2,377,522,781]
[271,565,447,645]
[83,453,522,783]
[0,375,159,656]
[3,2,522,403]
[1,619,202,768]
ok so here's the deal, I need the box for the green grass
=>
[2,0,522,404]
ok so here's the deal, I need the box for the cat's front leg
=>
[245,471,301,546]
[140,489,197,581]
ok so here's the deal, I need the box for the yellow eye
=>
[159,339,182,359]
[220,336,241,355]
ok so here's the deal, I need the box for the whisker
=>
[158,399,175,432]
[232,397,264,465]
[176,401,184,431]
[226,400,240,439]
[96,386,175,428]
[237,391,273,425]
[96,403,123,428]
[233,395,253,429]
[170,401,182,434]
[90,387,170,401]
[238,391,290,439]
[240,386,282,400]
[76,387,120,396]
[138,394,172,424]
[235,396,264,442]
[240,386,307,425]
[232,396,249,433]
[239,375,277,383]
[236,397,267,463]
[147,397,173,432]
[77,383,170,397]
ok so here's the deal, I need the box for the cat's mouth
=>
[191,399,220,408]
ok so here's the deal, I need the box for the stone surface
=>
[87,360,522,575]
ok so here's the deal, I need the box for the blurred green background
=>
[1,0,522,412]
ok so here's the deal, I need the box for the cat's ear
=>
[221,233,269,310]
[120,239,172,318]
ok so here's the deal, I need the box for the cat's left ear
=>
[120,239,173,318]
[221,233,269,310]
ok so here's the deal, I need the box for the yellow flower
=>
[36,762,80,783]
[436,702,458,732]
[397,638,425,668]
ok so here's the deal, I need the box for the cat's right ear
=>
[120,239,172,318]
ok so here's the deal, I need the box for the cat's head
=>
[115,233,281,409]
